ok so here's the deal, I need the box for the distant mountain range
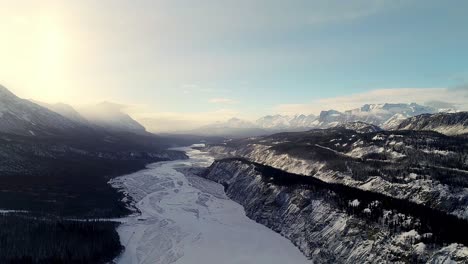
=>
[184,103,463,137]
[3,84,466,138]
[255,103,448,130]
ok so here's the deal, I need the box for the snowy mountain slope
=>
[37,99,152,135]
[289,114,319,128]
[256,115,294,129]
[346,103,436,123]
[77,102,147,134]
[0,85,82,136]
[204,159,468,263]
[205,128,468,219]
[335,121,382,133]
[33,101,89,124]
[316,109,346,127]
[34,98,152,135]
[382,113,408,129]
[395,112,468,135]
[255,114,319,129]
[315,103,437,129]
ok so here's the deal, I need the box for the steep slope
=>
[206,128,468,219]
[203,159,468,263]
[335,121,382,133]
[256,115,295,129]
[395,112,468,135]
[0,85,81,136]
[382,113,408,129]
[289,114,319,128]
[256,114,319,129]
[77,102,147,134]
[34,101,89,124]
[344,103,437,127]
[317,110,346,127]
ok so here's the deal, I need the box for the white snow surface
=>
[111,146,310,264]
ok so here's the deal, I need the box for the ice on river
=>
[112,145,310,264]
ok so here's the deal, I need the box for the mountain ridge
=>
[181,102,452,137]
[395,112,468,135]
[0,85,83,137]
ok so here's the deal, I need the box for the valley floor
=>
[111,146,310,264]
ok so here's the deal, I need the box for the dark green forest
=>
[0,214,122,264]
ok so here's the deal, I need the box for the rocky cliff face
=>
[205,128,468,220]
[203,159,468,263]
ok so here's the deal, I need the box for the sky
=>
[1,0,467,131]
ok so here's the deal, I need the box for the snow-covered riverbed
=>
[111,145,310,264]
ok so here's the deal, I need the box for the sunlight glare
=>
[36,15,67,101]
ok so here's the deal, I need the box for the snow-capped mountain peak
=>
[335,121,382,133]
[255,114,318,129]
[256,115,292,129]
[186,102,449,137]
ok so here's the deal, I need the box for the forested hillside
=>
[0,213,121,263]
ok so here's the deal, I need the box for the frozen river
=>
[111,145,310,264]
